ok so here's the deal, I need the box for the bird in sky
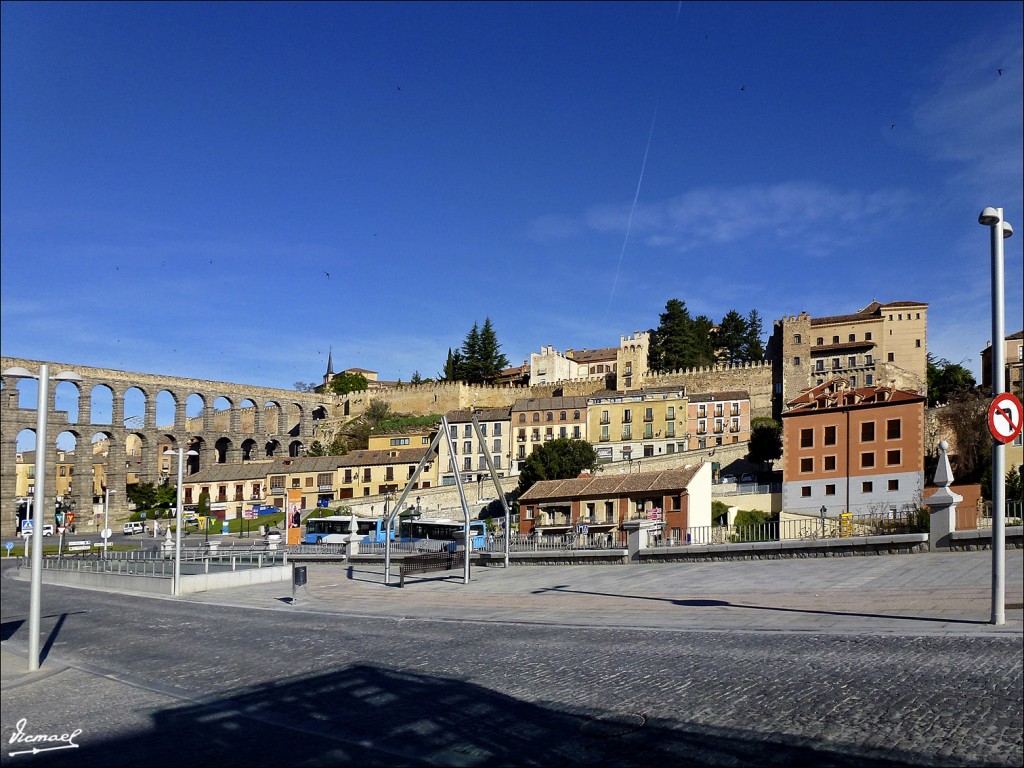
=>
[740,85,746,91]
[997,68,1004,76]
[891,124,896,129]
[324,271,330,279]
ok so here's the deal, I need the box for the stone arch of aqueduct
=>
[0,357,334,537]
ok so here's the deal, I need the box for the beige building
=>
[512,397,589,472]
[182,447,438,518]
[768,301,928,417]
[587,386,690,465]
[435,407,513,486]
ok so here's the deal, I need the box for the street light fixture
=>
[978,206,1014,626]
[3,364,83,671]
[163,447,198,596]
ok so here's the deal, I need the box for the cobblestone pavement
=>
[2,551,1022,767]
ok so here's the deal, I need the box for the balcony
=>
[318,484,333,492]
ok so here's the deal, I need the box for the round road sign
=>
[101,528,112,540]
[988,393,1023,444]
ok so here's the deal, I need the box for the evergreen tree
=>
[439,348,464,381]
[460,322,483,382]
[743,309,765,362]
[690,315,717,367]
[648,299,693,372]
[477,318,509,382]
[717,310,748,364]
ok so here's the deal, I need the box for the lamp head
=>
[1001,221,1013,239]
[979,207,1001,226]
[3,366,35,378]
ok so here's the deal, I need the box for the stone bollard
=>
[623,519,659,562]
[926,440,962,551]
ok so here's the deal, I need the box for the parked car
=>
[719,475,737,484]
[740,473,756,483]
[122,521,145,535]
[41,524,55,537]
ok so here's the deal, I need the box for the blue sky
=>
[3,1,1022,396]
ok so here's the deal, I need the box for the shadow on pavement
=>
[16,663,929,767]
[530,586,986,625]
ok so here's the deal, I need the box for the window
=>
[573,410,581,420]
[801,486,812,498]
[533,413,540,422]
[815,360,824,371]
[848,356,857,367]
[493,438,501,453]
[559,427,567,438]
[825,484,836,496]
[793,356,801,366]
[915,339,921,348]
[698,405,707,418]
[644,407,654,422]
[861,422,875,442]
[622,409,632,423]
[622,425,632,440]
[666,423,675,438]
[450,426,458,439]
[862,481,873,493]
[464,458,471,471]
[824,425,837,445]
[849,334,856,342]
[493,424,502,436]
[832,358,840,369]
[666,406,675,419]
[816,337,824,345]
[463,441,472,454]
[865,354,873,365]
[861,452,875,469]
[546,412,553,421]
[800,457,813,473]
[865,332,872,341]
[573,426,581,438]
[824,455,836,471]
[390,437,410,446]
[644,424,653,439]
[519,413,526,423]
[362,468,371,482]
[385,466,394,481]
[886,449,901,466]
[464,424,472,438]
[559,411,566,420]
[866,374,874,386]
[888,479,899,491]
[887,419,901,439]
[531,429,540,441]
[480,424,487,437]
[800,428,814,448]
[794,333,802,344]
[887,352,895,362]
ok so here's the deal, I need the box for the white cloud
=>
[581,182,914,255]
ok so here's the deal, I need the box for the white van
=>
[122,521,145,535]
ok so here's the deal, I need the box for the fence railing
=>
[649,510,925,548]
[976,499,1024,529]
[33,548,287,576]
[350,533,628,556]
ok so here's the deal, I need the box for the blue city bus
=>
[305,516,391,545]
[401,518,488,551]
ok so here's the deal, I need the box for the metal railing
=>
[35,548,286,576]
[649,510,925,548]
[977,499,1024,529]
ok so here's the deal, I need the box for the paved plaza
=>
[1,550,1022,767]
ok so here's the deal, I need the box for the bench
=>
[66,541,92,552]
[399,549,466,587]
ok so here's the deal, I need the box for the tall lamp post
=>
[979,206,1014,626]
[3,364,83,671]
[164,447,197,597]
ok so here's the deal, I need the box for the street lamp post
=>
[164,447,197,597]
[979,206,1014,626]
[3,364,82,671]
